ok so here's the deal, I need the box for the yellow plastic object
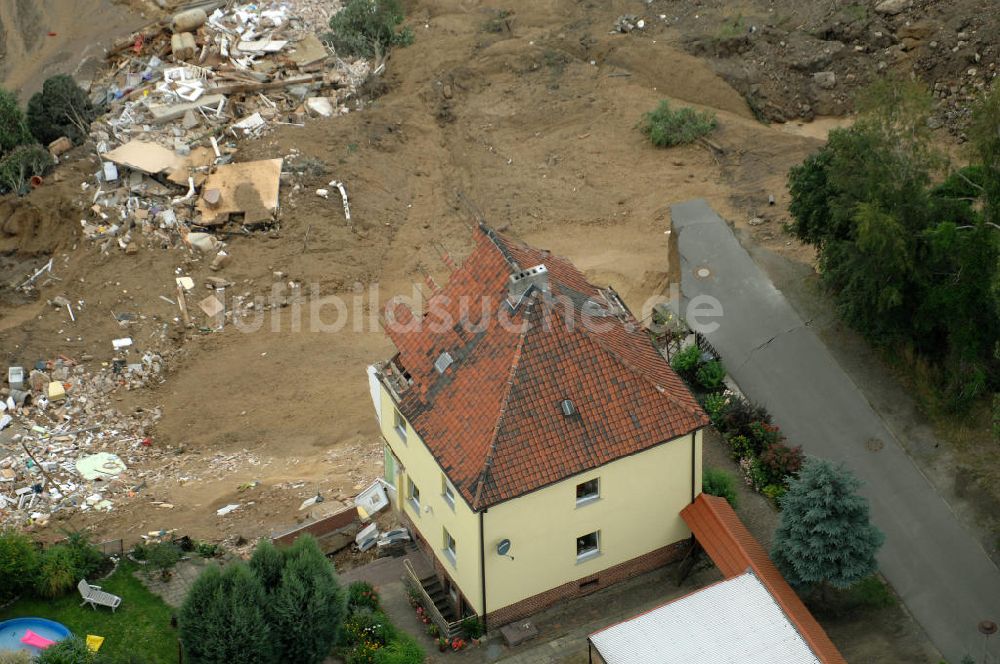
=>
[86,635,105,652]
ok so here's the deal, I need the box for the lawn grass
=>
[0,561,178,663]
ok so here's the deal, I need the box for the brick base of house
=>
[484,539,690,628]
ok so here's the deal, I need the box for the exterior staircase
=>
[404,556,465,639]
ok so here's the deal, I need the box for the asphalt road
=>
[671,199,1000,663]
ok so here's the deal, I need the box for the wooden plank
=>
[148,94,226,124]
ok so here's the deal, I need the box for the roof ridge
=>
[471,325,527,511]
[478,223,520,273]
[573,308,706,425]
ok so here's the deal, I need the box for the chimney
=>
[507,264,549,301]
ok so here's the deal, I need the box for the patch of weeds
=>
[639,100,717,147]
[543,49,569,75]
[328,0,413,58]
[743,89,768,123]
[347,142,359,154]
[716,14,746,40]
[286,156,329,176]
[702,467,738,508]
[843,3,868,22]
[849,576,896,609]
[482,9,513,34]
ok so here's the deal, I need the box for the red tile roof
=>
[681,494,848,664]
[380,224,708,510]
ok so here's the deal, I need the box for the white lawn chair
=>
[78,579,122,612]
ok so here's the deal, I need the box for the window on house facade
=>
[394,408,407,442]
[576,478,599,505]
[443,528,457,566]
[408,479,420,514]
[577,530,600,561]
[383,446,398,488]
[442,474,456,510]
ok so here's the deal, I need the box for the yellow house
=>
[367,224,708,631]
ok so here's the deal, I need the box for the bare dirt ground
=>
[0,0,150,100]
[4,0,829,546]
[1,0,995,658]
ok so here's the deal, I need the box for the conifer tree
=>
[771,457,884,591]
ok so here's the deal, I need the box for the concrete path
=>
[670,199,1000,663]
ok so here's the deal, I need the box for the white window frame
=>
[394,408,407,443]
[442,474,456,510]
[443,528,457,567]
[575,477,600,506]
[408,479,421,515]
[576,530,600,562]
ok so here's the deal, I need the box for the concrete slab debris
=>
[75,453,128,481]
[103,140,183,175]
[195,158,283,225]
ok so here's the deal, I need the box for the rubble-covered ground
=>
[0,7,995,657]
[660,0,999,132]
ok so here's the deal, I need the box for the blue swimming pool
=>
[0,617,71,653]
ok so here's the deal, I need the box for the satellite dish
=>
[496,539,512,557]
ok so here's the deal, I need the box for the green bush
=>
[374,633,425,664]
[670,344,701,379]
[747,420,781,456]
[328,0,413,58]
[269,535,347,664]
[0,143,53,193]
[195,541,219,558]
[35,637,94,664]
[0,88,32,155]
[26,74,96,145]
[702,467,738,508]
[249,539,285,593]
[144,542,181,580]
[640,100,717,147]
[701,393,729,428]
[759,441,805,486]
[739,456,768,491]
[180,564,276,664]
[0,529,40,598]
[719,395,772,439]
[348,580,381,612]
[35,545,79,598]
[63,530,106,579]
[696,359,726,390]
[726,434,753,461]
[461,616,484,640]
[762,483,787,505]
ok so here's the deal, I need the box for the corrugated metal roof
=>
[589,571,822,664]
[680,494,848,664]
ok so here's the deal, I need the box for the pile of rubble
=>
[0,345,179,528]
[80,0,364,260]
